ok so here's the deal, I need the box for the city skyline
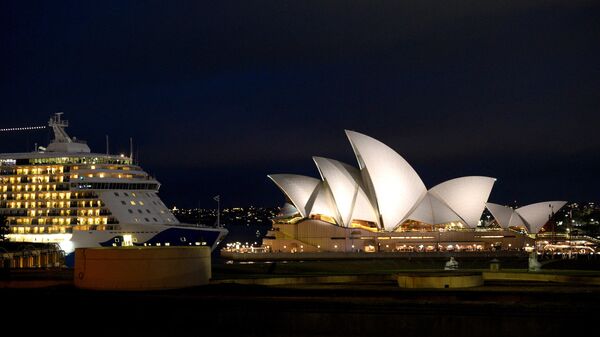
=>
[2,1,599,207]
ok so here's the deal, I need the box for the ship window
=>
[128,209,133,213]
[153,218,158,222]
[132,192,136,197]
[123,192,129,197]
[114,192,119,196]
[137,209,142,213]
[139,201,144,205]
[130,200,136,205]
[121,200,126,205]
[144,218,149,222]
[146,209,151,213]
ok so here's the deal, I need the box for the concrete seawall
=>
[74,246,211,290]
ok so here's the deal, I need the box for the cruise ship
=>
[0,113,228,256]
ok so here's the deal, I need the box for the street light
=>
[549,204,555,244]
[214,195,221,227]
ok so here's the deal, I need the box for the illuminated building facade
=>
[263,130,555,253]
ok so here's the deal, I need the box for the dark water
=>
[221,222,271,247]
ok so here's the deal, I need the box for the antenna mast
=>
[129,137,133,161]
[48,112,71,143]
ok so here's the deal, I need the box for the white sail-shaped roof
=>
[406,194,462,225]
[313,157,377,227]
[279,202,300,217]
[487,201,567,233]
[516,201,567,234]
[486,203,516,228]
[267,174,320,218]
[406,195,435,225]
[307,182,339,223]
[508,212,527,229]
[429,176,496,228]
[350,189,379,225]
[486,203,527,229]
[345,130,427,231]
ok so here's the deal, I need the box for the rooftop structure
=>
[269,130,497,232]
[486,201,568,234]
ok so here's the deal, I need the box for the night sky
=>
[1,1,599,208]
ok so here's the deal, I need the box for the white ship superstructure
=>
[0,113,227,255]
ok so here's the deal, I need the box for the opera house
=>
[264,130,566,253]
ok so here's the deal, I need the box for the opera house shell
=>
[264,130,564,253]
[486,201,568,234]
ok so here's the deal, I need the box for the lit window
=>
[130,200,136,205]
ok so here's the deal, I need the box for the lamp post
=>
[549,204,555,244]
[214,195,220,227]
